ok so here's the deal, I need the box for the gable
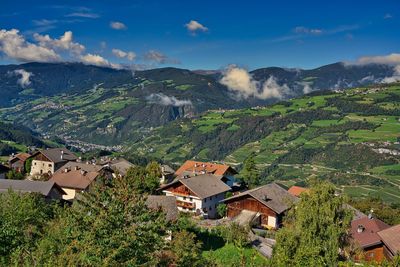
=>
[225,194,277,216]
[163,181,199,198]
[32,152,52,162]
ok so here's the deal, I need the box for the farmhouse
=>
[222,183,298,229]
[30,148,77,176]
[49,164,103,201]
[161,174,231,219]
[377,224,400,260]
[8,152,31,173]
[175,160,237,186]
[104,158,134,177]
[0,179,65,200]
[350,216,390,263]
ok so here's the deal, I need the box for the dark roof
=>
[0,164,10,173]
[35,148,77,163]
[223,183,299,214]
[0,179,65,196]
[378,224,400,255]
[50,169,99,190]
[162,174,231,199]
[350,217,390,248]
[146,195,178,221]
[343,204,367,220]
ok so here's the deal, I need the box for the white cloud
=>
[9,69,33,88]
[112,48,136,61]
[110,21,127,30]
[294,26,323,35]
[0,28,60,62]
[185,20,208,34]
[65,12,100,18]
[298,81,313,94]
[382,65,400,83]
[146,93,192,106]
[34,31,85,56]
[144,50,179,64]
[351,53,400,65]
[219,66,290,100]
[384,13,393,19]
[80,53,122,69]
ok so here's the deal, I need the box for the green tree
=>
[5,169,25,180]
[15,176,170,266]
[272,180,352,267]
[0,191,55,264]
[170,230,203,267]
[24,157,33,174]
[241,153,260,188]
[217,203,227,218]
[125,161,160,194]
[219,223,250,248]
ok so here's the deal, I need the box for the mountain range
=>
[0,61,397,146]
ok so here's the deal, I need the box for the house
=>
[0,179,65,200]
[104,158,134,177]
[378,224,400,260]
[350,216,390,263]
[30,148,77,176]
[160,165,175,184]
[146,195,179,222]
[56,161,113,179]
[287,185,309,197]
[175,160,238,187]
[8,152,31,173]
[161,174,231,219]
[0,164,10,179]
[222,183,298,229]
[49,164,102,201]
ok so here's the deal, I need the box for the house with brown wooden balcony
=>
[160,174,231,219]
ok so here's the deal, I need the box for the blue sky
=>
[0,0,399,70]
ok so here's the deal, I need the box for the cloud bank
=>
[219,66,290,100]
[144,50,179,64]
[146,93,192,107]
[9,69,33,88]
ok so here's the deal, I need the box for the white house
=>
[160,174,231,219]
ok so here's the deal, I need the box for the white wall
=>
[30,160,54,175]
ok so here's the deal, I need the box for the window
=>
[189,197,193,201]
[48,164,52,167]
[34,162,37,165]
[209,196,212,200]
[209,206,212,211]
[204,198,207,203]
[183,197,186,200]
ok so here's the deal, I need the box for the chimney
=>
[64,167,69,173]
[368,209,374,219]
[357,225,365,233]
[161,166,165,173]
[74,166,80,171]
[60,150,64,160]
[80,170,86,176]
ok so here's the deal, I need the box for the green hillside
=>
[128,83,400,204]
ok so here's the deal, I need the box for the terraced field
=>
[129,84,400,204]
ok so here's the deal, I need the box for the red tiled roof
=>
[175,160,237,177]
[351,217,390,248]
[378,224,400,255]
[288,186,309,197]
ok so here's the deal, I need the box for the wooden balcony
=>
[176,200,195,209]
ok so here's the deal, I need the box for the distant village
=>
[1,147,399,262]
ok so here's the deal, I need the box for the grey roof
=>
[343,204,367,220]
[178,174,231,199]
[146,195,178,221]
[56,161,107,173]
[161,165,175,175]
[223,183,298,214]
[38,148,77,163]
[0,179,64,196]
[108,158,134,176]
